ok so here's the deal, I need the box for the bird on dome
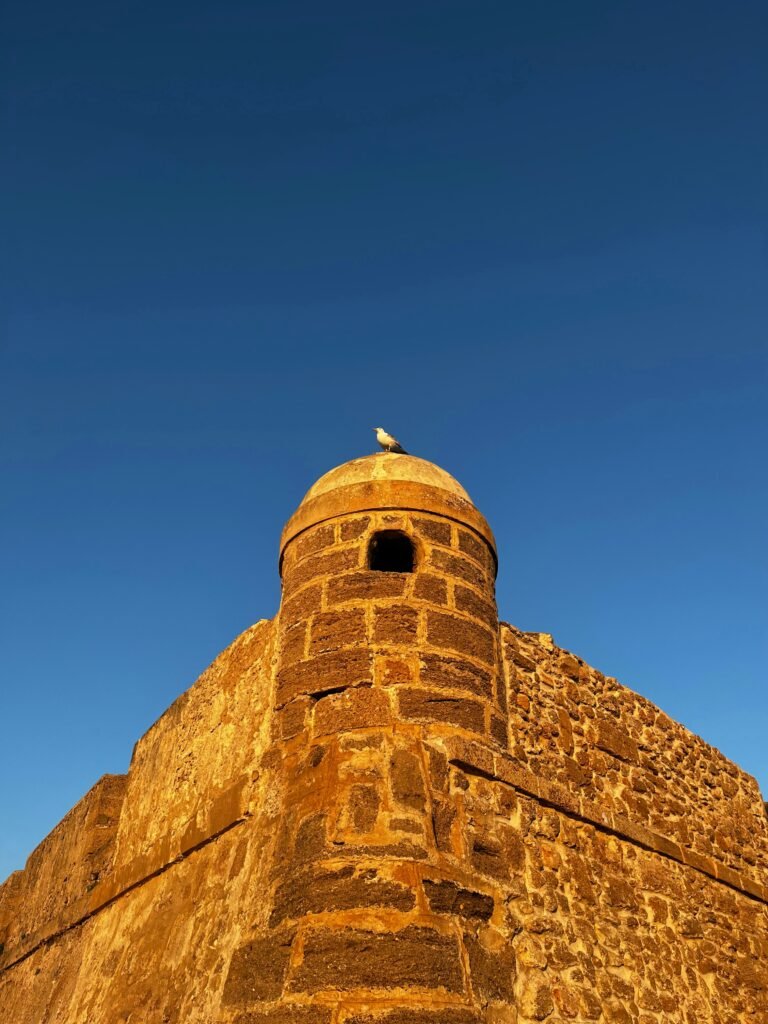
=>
[373,427,408,454]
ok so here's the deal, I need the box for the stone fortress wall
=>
[1,454,766,1023]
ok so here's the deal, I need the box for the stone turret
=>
[217,453,516,1016]
[275,453,506,749]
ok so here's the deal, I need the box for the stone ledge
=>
[443,735,768,906]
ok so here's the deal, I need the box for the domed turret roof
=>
[300,454,473,504]
[280,452,495,574]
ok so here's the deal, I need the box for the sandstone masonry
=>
[1,453,766,1023]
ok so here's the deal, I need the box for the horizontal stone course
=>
[397,688,486,736]
[374,605,419,644]
[328,572,408,605]
[419,654,493,699]
[342,1010,482,1024]
[411,516,453,546]
[269,866,415,926]
[310,609,367,654]
[234,1009,333,1024]
[429,549,488,591]
[427,612,495,666]
[422,879,494,921]
[313,686,391,736]
[289,926,465,994]
[412,574,448,604]
[276,650,373,706]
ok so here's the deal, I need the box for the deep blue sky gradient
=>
[2,1,767,880]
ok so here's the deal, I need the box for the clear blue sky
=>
[2,2,766,881]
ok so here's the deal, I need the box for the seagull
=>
[373,427,408,454]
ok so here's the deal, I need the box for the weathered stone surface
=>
[464,933,516,1003]
[277,649,373,705]
[423,879,494,921]
[328,572,408,604]
[234,1011,333,1024]
[270,866,415,926]
[284,547,361,591]
[374,605,419,644]
[454,585,497,629]
[390,749,426,811]
[518,973,554,1020]
[343,1010,481,1024]
[398,688,486,735]
[412,516,453,546]
[313,686,391,736]
[429,550,488,591]
[289,926,465,993]
[420,653,493,699]
[222,929,295,1004]
[348,785,381,831]
[413,574,448,604]
[294,523,336,561]
[427,612,495,665]
[340,516,371,541]
[310,609,367,654]
[457,528,489,567]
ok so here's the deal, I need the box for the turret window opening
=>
[368,531,415,573]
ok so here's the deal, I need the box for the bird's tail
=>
[391,444,408,454]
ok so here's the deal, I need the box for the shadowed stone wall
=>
[1,455,766,1023]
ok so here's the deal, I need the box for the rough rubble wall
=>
[502,627,768,891]
[1,505,767,1023]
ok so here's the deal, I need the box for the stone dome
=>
[301,454,473,504]
[280,453,496,572]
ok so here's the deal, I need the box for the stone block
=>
[412,516,453,546]
[285,548,360,591]
[295,523,336,561]
[423,879,494,921]
[490,714,507,748]
[313,685,391,736]
[234,1010,333,1024]
[426,612,495,666]
[413,574,448,604]
[390,749,427,811]
[280,621,307,667]
[278,700,311,741]
[432,800,457,853]
[348,785,381,831]
[420,654,493,699]
[280,584,324,624]
[276,650,373,706]
[310,609,366,654]
[429,550,487,591]
[453,586,497,630]
[398,688,486,736]
[340,516,371,541]
[464,933,516,1002]
[222,929,295,1004]
[328,572,408,605]
[270,865,415,926]
[593,720,638,764]
[343,1011,481,1024]
[457,528,489,567]
[292,814,327,865]
[289,925,465,993]
[374,605,419,644]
